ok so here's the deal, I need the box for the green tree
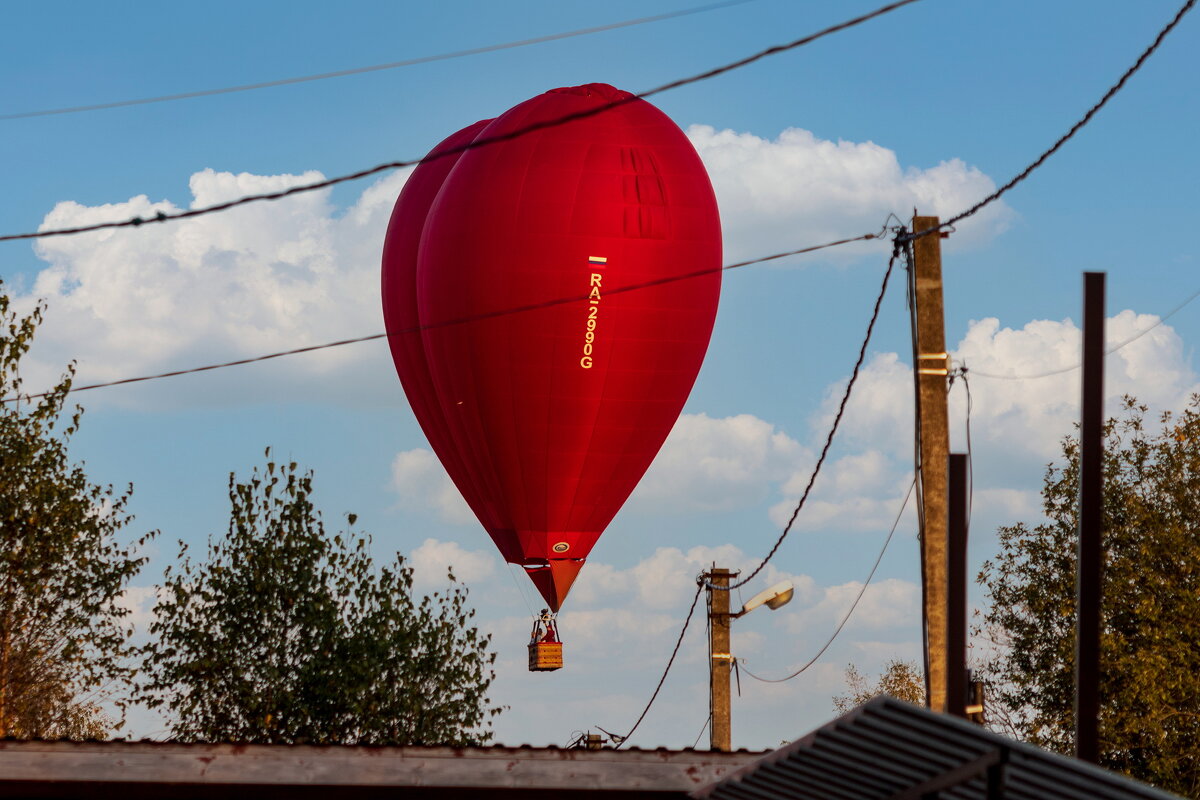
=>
[140,452,501,745]
[833,659,925,714]
[979,397,1200,796]
[0,285,154,738]
[1,639,110,739]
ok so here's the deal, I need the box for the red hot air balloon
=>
[382,83,721,617]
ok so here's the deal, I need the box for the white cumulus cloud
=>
[808,311,1198,472]
[116,584,161,635]
[768,448,915,533]
[12,125,1010,409]
[567,544,821,615]
[953,311,1200,459]
[18,167,412,407]
[811,352,914,457]
[390,448,475,525]
[783,310,1199,538]
[408,538,495,587]
[688,124,1013,262]
[787,577,920,635]
[633,413,811,513]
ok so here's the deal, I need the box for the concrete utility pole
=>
[705,568,734,752]
[911,214,951,713]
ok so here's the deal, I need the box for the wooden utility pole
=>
[1076,272,1105,763]
[706,568,734,752]
[911,214,951,713]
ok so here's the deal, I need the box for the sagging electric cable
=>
[609,580,705,749]
[969,282,1200,380]
[891,0,1198,680]
[704,235,905,593]
[0,1,757,122]
[0,0,923,244]
[901,0,1197,244]
[4,231,885,404]
[739,476,916,683]
[692,715,711,749]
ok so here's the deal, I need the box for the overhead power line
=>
[4,232,884,404]
[611,581,704,749]
[902,0,1197,243]
[0,0,922,245]
[741,477,916,684]
[705,238,904,593]
[0,0,756,122]
[969,282,1200,380]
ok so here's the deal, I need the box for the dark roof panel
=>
[693,697,1183,800]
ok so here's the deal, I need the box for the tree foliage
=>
[0,285,153,738]
[0,641,110,740]
[980,397,1200,796]
[139,453,501,745]
[833,659,925,714]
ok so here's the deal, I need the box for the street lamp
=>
[731,580,795,618]
[705,571,795,751]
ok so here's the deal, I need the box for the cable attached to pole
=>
[610,580,704,749]
[705,236,904,592]
[4,231,883,404]
[740,477,916,683]
[901,0,1197,244]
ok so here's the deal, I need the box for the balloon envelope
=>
[382,84,721,610]
[382,118,495,531]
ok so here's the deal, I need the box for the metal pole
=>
[947,453,969,718]
[1076,272,1105,763]
[912,215,951,712]
[707,568,733,752]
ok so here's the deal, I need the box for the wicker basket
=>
[528,641,564,671]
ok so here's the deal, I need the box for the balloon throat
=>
[522,558,585,612]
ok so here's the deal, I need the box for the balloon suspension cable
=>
[506,562,540,619]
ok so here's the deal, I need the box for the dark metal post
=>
[986,751,1009,800]
[1076,271,1105,763]
[947,453,969,718]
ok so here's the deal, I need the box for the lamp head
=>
[764,584,795,609]
[737,580,795,617]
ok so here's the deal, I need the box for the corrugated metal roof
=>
[0,737,765,799]
[692,696,1183,800]
[0,735,763,754]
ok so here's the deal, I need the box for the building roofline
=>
[0,738,765,799]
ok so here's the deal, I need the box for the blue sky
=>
[2,0,1198,748]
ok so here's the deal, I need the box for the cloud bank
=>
[13,126,1010,408]
[688,125,1013,261]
